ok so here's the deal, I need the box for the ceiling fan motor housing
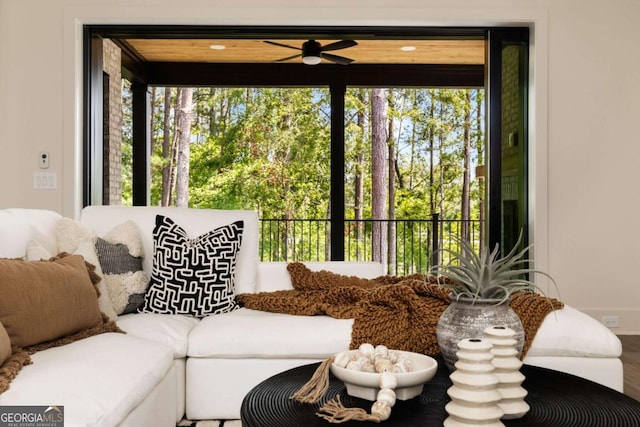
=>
[302,40,322,58]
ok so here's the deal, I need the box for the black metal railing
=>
[259,214,484,275]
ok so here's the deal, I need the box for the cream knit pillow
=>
[55,218,149,317]
[0,321,10,367]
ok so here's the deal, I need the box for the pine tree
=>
[371,88,388,265]
[175,88,193,208]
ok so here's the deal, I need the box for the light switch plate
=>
[33,172,57,189]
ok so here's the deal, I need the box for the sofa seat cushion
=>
[0,333,173,427]
[188,308,353,358]
[117,313,199,358]
[188,305,620,361]
[527,305,622,358]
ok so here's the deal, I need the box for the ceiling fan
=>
[264,39,358,65]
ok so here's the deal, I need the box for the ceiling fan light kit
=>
[302,55,322,65]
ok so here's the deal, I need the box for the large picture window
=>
[84,26,528,271]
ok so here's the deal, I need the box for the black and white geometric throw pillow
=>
[140,215,244,317]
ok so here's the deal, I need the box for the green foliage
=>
[431,232,556,304]
[122,83,486,265]
[181,88,331,217]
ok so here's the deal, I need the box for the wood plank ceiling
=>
[123,38,485,65]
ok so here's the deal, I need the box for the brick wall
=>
[500,44,521,201]
[102,39,122,205]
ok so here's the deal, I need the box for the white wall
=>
[0,0,639,333]
[545,0,640,333]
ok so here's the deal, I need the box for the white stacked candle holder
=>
[444,338,505,427]
[484,325,530,420]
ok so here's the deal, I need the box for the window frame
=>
[84,25,527,259]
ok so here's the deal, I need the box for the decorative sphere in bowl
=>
[330,349,438,401]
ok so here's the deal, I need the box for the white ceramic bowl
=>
[330,350,438,401]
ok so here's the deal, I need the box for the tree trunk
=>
[149,87,156,147]
[279,92,293,260]
[408,92,418,190]
[161,88,173,207]
[428,91,436,216]
[438,100,445,247]
[461,90,472,245]
[476,90,485,248]
[387,92,396,274]
[208,87,216,139]
[175,87,193,208]
[371,88,388,267]
[354,90,366,260]
[428,91,436,252]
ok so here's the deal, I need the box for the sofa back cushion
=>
[255,261,385,293]
[0,255,103,348]
[0,209,61,258]
[80,206,259,294]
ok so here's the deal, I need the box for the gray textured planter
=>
[436,297,524,372]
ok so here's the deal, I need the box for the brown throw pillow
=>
[0,254,103,348]
[0,321,10,366]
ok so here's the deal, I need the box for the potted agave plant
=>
[432,232,556,371]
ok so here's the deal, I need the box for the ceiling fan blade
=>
[320,40,358,51]
[321,52,354,65]
[275,53,302,62]
[264,40,301,51]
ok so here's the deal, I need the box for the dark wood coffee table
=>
[241,356,640,427]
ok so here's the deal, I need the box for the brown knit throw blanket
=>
[236,262,564,358]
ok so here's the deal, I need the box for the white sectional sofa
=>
[0,206,624,425]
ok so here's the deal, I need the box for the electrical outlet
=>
[602,316,619,328]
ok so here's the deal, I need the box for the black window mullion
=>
[330,83,346,261]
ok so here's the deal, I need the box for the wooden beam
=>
[85,24,487,41]
[146,62,484,88]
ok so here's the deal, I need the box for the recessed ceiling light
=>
[401,46,417,52]
[209,44,226,50]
